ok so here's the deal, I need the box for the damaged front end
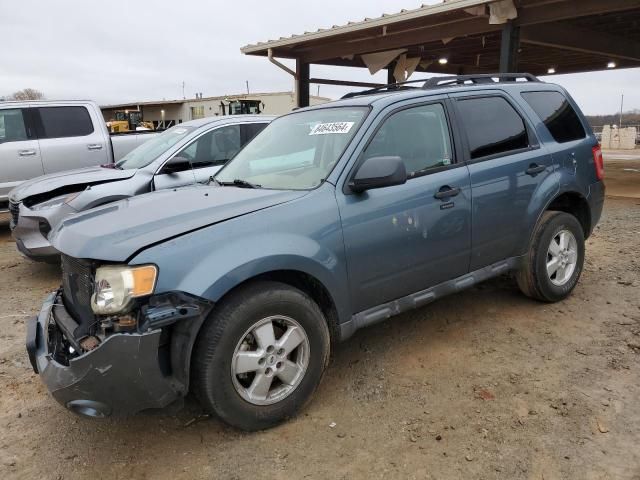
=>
[26,256,212,418]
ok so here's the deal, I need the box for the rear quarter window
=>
[521,91,585,143]
[37,106,94,139]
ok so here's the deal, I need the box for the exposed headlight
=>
[91,265,158,315]
[31,192,80,211]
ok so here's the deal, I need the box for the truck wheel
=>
[191,281,330,431]
[516,211,585,302]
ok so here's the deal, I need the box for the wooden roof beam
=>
[521,22,640,62]
[300,16,500,63]
[515,0,640,26]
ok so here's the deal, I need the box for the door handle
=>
[18,149,37,157]
[87,144,103,150]
[525,164,546,176]
[434,185,461,200]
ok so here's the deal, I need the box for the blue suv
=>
[27,74,605,430]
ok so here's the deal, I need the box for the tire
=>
[191,281,331,431]
[516,211,585,302]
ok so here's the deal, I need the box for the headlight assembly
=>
[30,192,80,211]
[91,265,157,315]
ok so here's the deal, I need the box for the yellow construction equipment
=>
[106,111,155,133]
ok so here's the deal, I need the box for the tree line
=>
[1,88,45,101]
[585,110,640,128]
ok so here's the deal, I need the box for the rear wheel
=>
[516,211,585,302]
[191,281,330,431]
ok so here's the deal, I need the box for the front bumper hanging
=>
[26,291,181,417]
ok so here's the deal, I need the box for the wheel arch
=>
[545,191,592,238]
[523,185,591,254]
[211,269,341,345]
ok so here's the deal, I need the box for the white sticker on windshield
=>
[309,122,355,135]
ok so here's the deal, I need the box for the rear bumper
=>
[27,292,181,417]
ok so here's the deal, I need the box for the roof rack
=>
[422,73,540,88]
[340,79,426,99]
[341,73,541,99]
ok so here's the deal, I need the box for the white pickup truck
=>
[0,100,158,211]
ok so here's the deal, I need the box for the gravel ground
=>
[0,177,639,479]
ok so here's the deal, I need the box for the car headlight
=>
[31,192,80,211]
[91,265,158,315]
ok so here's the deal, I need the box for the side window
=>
[209,125,241,165]
[0,109,28,144]
[521,91,586,143]
[361,103,453,176]
[174,125,241,169]
[38,106,94,139]
[241,122,268,145]
[456,97,529,160]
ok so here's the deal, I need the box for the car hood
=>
[9,166,136,202]
[50,186,307,262]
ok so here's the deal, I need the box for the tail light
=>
[592,145,604,180]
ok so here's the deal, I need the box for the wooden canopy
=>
[241,0,640,106]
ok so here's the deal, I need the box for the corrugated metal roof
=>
[100,92,330,109]
[241,0,494,53]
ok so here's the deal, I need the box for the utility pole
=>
[619,93,624,128]
[182,81,185,100]
[246,80,250,94]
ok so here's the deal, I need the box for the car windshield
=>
[115,126,195,170]
[215,107,368,190]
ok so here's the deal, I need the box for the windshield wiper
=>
[217,179,261,189]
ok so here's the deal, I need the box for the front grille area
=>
[61,255,95,333]
[9,201,19,227]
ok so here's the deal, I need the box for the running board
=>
[339,257,521,341]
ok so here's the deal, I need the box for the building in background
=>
[100,91,330,129]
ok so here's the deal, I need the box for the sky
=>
[1,0,638,116]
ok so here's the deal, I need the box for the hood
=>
[50,185,307,262]
[9,166,136,202]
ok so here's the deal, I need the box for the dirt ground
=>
[602,150,640,199]
[1,156,639,480]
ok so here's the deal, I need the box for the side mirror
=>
[349,156,406,193]
[161,156,191,174]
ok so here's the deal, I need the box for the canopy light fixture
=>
[607,61,617,69]
[438,57,448,65]
[547,68,556,74]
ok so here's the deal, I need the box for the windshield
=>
[115,126,195,170]
[215,107,368,190]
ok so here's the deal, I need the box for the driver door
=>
[337,101,472,313]
[153,124,243,190]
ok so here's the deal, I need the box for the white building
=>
[101,91,330,129]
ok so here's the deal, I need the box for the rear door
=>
[0,107,43,204]
[337,99,472,313]
[520,90,591,189]
[35,104,109,173]
[451,92,556,270]
[153,122,268,190]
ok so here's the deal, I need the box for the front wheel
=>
[516,211,585,302]
[191,281,330,431]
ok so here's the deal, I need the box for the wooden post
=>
[387,63,396,85]
[499,21,520,72]
[296,59,310,108]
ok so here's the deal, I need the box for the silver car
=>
[9,115,272,261]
